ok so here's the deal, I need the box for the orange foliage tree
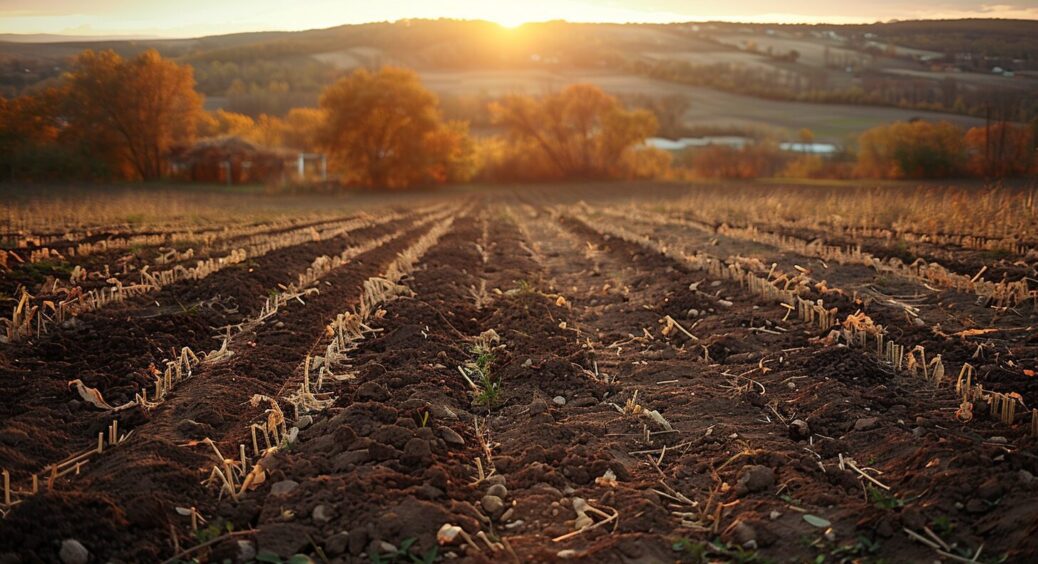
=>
[64,49,204,180]
[855,120,965,179]
[489,85,665,180]
[200,108,326,153]
[317,67,474,188]
[963,123,1035,178]
[199,109,258,140]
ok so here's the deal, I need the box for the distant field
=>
[883,68,1038,89]
[416,69,988,141]
[711,33,866,67]
[642,49,778,72]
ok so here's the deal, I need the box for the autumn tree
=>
[490,84,663,180]
[317,67,473,188]
[199,109,257,139]
[964,123,1035,178]
[278,108,326,152]
[855,121,965,179]
[64,49,204,180]
[0,88,108,180]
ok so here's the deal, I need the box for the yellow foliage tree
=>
[318,67,473,188]
[65,49,204,180]
[199,109,257,139]
[490,84,662,180]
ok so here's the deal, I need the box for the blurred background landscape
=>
[2,14,1036,186]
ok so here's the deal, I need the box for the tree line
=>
[0,49,666,187]
[680,120,1036,180]
[1,49,1034,186]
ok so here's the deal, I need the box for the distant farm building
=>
[646,136,751,151]
[169,137,289,184]
[647,136,838,155]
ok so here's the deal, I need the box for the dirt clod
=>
[736,465,776,495]
[324,532,349,556]
[854,417,879,431]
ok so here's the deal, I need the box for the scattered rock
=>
[437,524,462,545]
[988,436,1008,444]
[312,504,335,524]
[59,540,89,564]
[552,396,567,406]
[853,417,879,432]
[296,415,313,430]
[1019,469,1034,484]
[789,419,810,440]
[521,358,533,368]
[271,480,299,496]
[557,549,579,558]
[481,494,505,517]
[686,308,700,318]
[324,532,350,556]
[570,397,596,408]
[429,404,458,420]
[440,427,465,446]
[977,477,1004,501]
[735,465,775,495]
[237,540,256,562]
[486,474,507,487]
[731,521,757,547]
[487,483,508,498]
[529,398,549,415]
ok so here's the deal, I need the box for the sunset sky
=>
[1,0,1036,37]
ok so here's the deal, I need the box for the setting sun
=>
[481,5,544,29]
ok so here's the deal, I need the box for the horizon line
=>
[2,16,1036,42]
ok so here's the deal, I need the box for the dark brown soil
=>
[1,186,1036,564]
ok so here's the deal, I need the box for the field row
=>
[1,189,1036,563]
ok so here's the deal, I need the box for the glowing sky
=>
[1,1,1036,37]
